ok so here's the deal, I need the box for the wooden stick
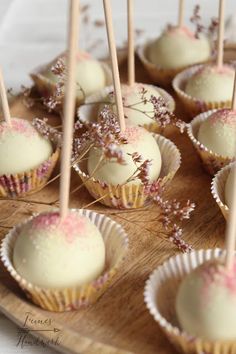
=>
[127,0,135,86]
[103,0,126,132]
[59,0,79,219]
[0,68,11,126]
[232,69,236,110]
[217,0,225,69]
[178,0,185,28]
[225,162,236,270]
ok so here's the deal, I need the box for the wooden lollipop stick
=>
[59,0,80,219]
[0,68,11,126]
[178,0,185,28]
[217,0,225,69]
[225,162,236,270]
[103,0,126,132]
[127,0,135,86]
[232,69,236,110]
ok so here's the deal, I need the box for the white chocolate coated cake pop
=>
[197,109,236,158]
[44,52,106,101]
[225,166,236,209]
[185,65,235,102]
[148,26,211,70]
[0,118,53,175]
[13,211,105,289]
[88,126,162,185]
[101,83,163,127]
[176,259,236,340]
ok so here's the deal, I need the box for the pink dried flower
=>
[189,5,219,40]
[51,57,65,77]
[73,106,127,166]
[131,152,143,164]
[32,118,62,146]
[153,195,195,253]
[169,224,193,253]
[136,159,152,184]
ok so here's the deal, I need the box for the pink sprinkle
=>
[0,118,37,138]
[167,26,196,40]
[77,51,91,61]
[200,260,236,306]
[209,109,236,126]
[194,64,234,78]
[121,126,143,144]
[32,211,86,243]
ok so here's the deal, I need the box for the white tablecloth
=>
[0,1,236,353]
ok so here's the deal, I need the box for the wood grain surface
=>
[0,55,231,354]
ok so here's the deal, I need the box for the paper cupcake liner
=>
[211,162,235,220]
[187,110,234,175]
[30,56,112,111]
[137,41,209,88]
[78,84,175,134]
[0,147,60,198]
[73,134,181,209]
[144,248,236,354]
[173,64,232,118]
[0,209,128,312]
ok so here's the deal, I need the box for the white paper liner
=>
[211,162,235,220]
[173,64,233,118]
[73,134,181,209]
[187,109,234,175]
[77,84,175,133]
[144,248,236,354]
[0,209,128,312]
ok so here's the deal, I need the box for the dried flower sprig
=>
[74,106,127,164]
[32,117,62,146]
[190,5,204,39]
[190,4,219,40]
[107,87,186,133]
[153,196,195,252]
[43,55,86,112]
[21,85,39,109]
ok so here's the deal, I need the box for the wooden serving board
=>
[0,52,234,354]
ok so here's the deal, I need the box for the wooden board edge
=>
[0,283,133,354]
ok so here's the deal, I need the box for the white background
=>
[0,0,236,91]
[0,1,236,353]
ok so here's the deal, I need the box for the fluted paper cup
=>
[73,134,181,209]
[211,162,235,220]
[0,209,128,312]
[144,248,236,354]
[173,64,232,118]
[187,110,234,175]
[78,84,176,134]
[31,57,112,111]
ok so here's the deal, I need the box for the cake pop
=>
[185,65,235,102]
[147,0,210,71]
[197,108,236,158]
[44,51,106,101]
[88,125,162,185]
[184,0,233,103]
[13,211,105,289]
[0,118,53,175]
[148,26,210,71]
[99,0,174,130]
